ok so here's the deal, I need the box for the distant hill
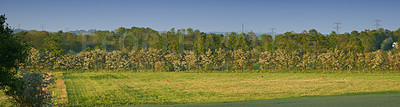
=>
[12,29,96,35]
[207,31,276,37]
[69,29,96,35]
[13,29,25,33]
[13,28,277,37]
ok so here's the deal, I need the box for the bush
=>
[6,71,55,106]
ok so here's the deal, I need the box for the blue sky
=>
[1,0,399,34]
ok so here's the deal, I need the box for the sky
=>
[1,0,400,34]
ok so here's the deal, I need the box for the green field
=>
[2,71,400,106]
[59,71,400,106]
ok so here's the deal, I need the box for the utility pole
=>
[269,28,276,36]
[334,22,341,33]
[374,19,381,30]
[17,24,21,29]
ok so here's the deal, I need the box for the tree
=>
[235,33,248,51]
[394,28,400,41]
[149,32,162,49]
[326,31,338,50]
[372,30,388,50]
[167,28,179,53]
[0,14,51,106]
[43,34,66,57]
[0,14,29,90]
[359,31,376,52]
[19,48,41,70]
[184,28,195,50]
[260,34,273,52]
[227,32,237,51]
[381,37,394,50]
[205,33,216,51]
[346,36,364,53]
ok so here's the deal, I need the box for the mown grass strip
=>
[63,71,400,106]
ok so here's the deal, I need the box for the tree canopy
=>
[0,14,29,89]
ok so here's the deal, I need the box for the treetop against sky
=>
[1,0,400,34]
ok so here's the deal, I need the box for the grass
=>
[49,71,69,106]
[62,71,400,106]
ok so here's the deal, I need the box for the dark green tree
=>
[359,31,376,52]
[0,14,29,97]
[184,28,195,51]
[381,37,394,51]
[260,34,273,52]
[393,28,400,41]
[43,35,66,57]
[235,33,248,51]
[372,29,388,50]
[326,31,338,50]
[346,36,364,53]
[227,32,237,51]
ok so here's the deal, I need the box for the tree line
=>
[15,27,400,71]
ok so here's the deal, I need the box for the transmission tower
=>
[374,20,381,30]
[269,28,276,36]
[41,24,44,31]
[241,23,244,33]
[334,22,341,33]
[17,24,21,29]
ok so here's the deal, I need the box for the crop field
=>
[60,71,400,106]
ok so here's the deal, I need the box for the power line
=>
[334,22,341,33]
[374,19,381,30]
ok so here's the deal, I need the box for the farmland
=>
[2,0,400,106]
[56,71,400,106]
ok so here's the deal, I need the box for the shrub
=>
[200,49,214,70]
[184,51,197,70]
[232,49,249,70]
[6,71,55,106]
[258,51,275,70]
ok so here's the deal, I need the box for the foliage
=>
[165,52,184,71]
[6,71,55,106]
[232,49,249,70]
[13,25,400,72]
[0,14,29,95]
[184,51,197,70]
[258,51,275,70]
[200,49,214,70]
